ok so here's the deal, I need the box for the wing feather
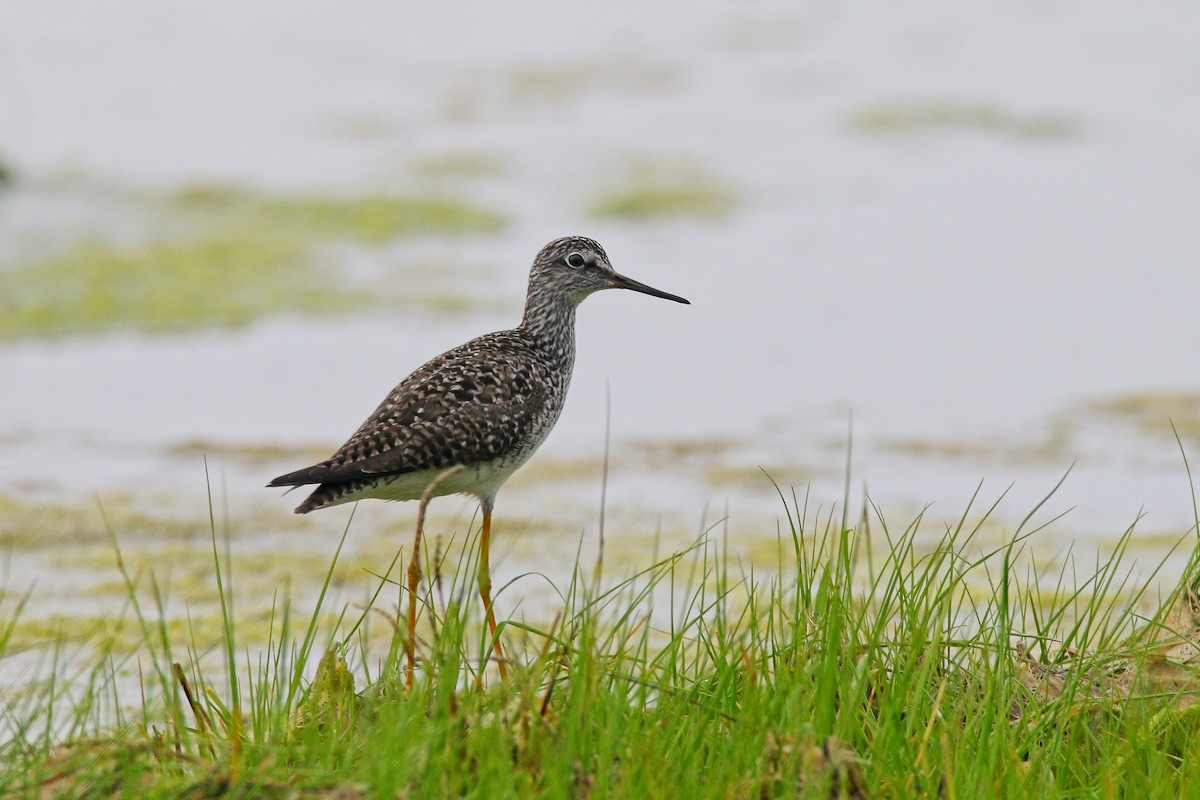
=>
[268,331,553,488]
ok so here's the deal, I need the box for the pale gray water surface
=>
[2,2,1199,673]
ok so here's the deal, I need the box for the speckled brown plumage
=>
[271,330,565,512]
[269,235,689,514]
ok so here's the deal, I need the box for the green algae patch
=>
[1084,393,1200,445]
[506,60,680,106]
[623,435,827,490]
[412,151,508,179]
[0,491,315,553]
[4,607,313,655]
[722,17,809,52]
[702,461,817,489]
[588,161,737,221]
[165,438,335,466]
[0,235,365,338]
[171,186,504,242]
[51,541,393,606]
[590,182,736,221]
[442,60,681,121]
[0,186,505,339]
[507,455,609,485]
[0,493,221,550]
[626,435,743,465]
[879,429,1074,465]
[849,100,1079,139]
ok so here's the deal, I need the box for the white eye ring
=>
[566,253,586,268]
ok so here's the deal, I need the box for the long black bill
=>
[610,272,690,304]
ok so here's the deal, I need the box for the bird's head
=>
[528,236,690,307]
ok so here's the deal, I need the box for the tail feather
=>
[293,480,374,514]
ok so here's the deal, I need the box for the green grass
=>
[0,187,505,339]
[3,476,1200,798]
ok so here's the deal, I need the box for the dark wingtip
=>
[268,465,321,487]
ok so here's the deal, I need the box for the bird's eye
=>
[566,253,586,268]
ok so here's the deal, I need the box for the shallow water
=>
[2,2,1199,676]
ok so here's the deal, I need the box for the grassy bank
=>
[3,477,1200,798]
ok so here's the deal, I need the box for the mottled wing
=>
[269,332,550,487]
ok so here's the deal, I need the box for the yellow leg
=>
[406,465,462,691]
[405,518,422,691]
[478,502,509,680]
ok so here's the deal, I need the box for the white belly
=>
[335,451,537,508]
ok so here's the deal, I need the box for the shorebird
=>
[269,236,689,679]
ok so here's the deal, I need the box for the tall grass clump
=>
[3,476,1200,797]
